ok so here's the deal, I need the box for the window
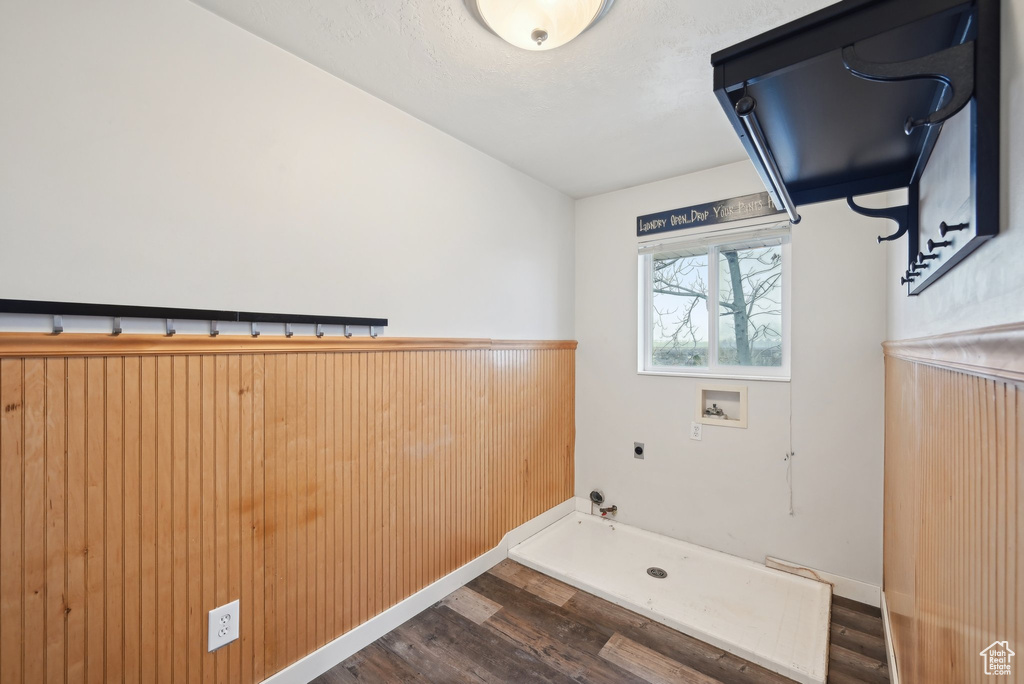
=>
[639,226,790,380]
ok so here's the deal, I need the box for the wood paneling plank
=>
[186,357,203,684]
[339,352,352,636]
[386,352,396,613]
[226,355,241,683]
[84,358,105,684]
[357,353,367,625]
[263,354,279,675]
[200,355,216,682]
[22,360,46,683]
[0,360,24,683]
[154,356,173,684]
[370,352,381,618]
[171,356,187,684]
[323,353,334,646]
[103,358,124,684]
[123,357,141,682]
[315,353,326,647]
[239,355,254,682]
[304,353,315,650]
[214,355,229,684]
[285,353,298,667]
[252,354,266,682]
[44,358,67,684]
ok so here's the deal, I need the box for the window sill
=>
[637,369,791,383]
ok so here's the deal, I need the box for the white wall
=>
[0,0,574,340]
[887,2,1024,340]
[575,161,887,585]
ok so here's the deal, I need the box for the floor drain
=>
[646,567,668,579]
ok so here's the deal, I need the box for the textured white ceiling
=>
[192,0,834,198]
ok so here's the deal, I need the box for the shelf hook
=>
[250,322,260,338]
[316,324,325,338]
[940,221,970,237]
[210,321,219,337]
[52,315,63,335]
[846,196,910,243]
[285,323,294,338]
[344,325,352,339]
[841,41,975,134]
[369,326,378,339]
[112,317,122,336]
[166,319,176,337]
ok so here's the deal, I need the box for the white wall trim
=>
[259,498,575,684]
[765,556,880,607]
[881,591,900,684]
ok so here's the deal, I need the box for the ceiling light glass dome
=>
[473,0,615,51]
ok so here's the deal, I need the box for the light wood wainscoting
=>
[883,323,1023,684]
[0,334,575,683]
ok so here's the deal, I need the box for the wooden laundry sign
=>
[636,191,784,236]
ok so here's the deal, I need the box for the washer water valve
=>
[704,403,727,419]
[589,490,617,516]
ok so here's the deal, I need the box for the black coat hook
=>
[846,196,910,242]
[940,221,970,237]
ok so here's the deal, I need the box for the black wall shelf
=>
[711,0,1000,295]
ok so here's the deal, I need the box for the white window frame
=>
[638,226,791,382]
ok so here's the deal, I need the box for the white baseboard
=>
[881,591,899,684]
[765,556,881,607]
[260,498,575,684]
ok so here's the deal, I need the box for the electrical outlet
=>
[690,422,703,441]
[208,599,240,652]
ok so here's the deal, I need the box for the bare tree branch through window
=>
[650,242,783,369]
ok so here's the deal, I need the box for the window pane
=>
[651,252,709,367]
[717,245,783,367]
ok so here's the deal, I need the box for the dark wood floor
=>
[828,595,889,684]
[313,559,890,684]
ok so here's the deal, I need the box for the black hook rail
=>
[0,298,387,329]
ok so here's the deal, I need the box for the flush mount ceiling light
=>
[470,0,615,51]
